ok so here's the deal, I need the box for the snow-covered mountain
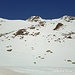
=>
[0,15,75,75]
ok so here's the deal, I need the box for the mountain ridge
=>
[0,15,75,67]
[0,15,75,21]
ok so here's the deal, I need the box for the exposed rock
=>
[61,15,75,22]
[41,57,44,59]
[46,50,53,53]
[15,29,26,36]
[34,62,36,64]
[38,56,41,58]
[26,16,42,22]
[0,34,3,37]
[30,32,40,36]
[54,38,61,42]
[24,32,29,35]
[67,36,72,39]
[7,49,12,52]
[6,45,12,48]
[72,62,75,64]
[62,32,75,39]
[67,60,72,62]
[53,23,63,30]
[31,47,34,50]
[34,32,40,36]
[29,25,35,29]
[39,21,46,26]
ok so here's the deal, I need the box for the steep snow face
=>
[0,16,75,67]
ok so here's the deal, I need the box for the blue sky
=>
[0,0,75,20]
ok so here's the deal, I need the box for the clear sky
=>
[0,0,75,20]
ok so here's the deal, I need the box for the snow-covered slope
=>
[0,15,75,75]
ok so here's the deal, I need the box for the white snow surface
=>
[0,16,75,75]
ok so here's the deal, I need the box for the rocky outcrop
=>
[14,29,26,36]
[61,15,75,22]
[26,16,43,22]
[53,23,63,30]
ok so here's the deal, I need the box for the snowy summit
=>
[0,15,75,75]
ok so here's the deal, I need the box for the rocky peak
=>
[61,15,75,22]
[26,16,43,22]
